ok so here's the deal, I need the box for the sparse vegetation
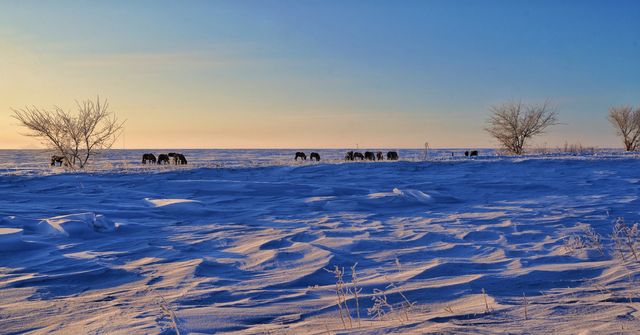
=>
[481,288,491,313]
[323,260,417,329]
[325,266,351,329]
[368,288,394,321]
[155,291,181,335]
[523,292,529,320]
[12,96,124,169]
[350,263,363,327]
[485,100,558,155]
[612,217,639,262]
[608,106,640,151]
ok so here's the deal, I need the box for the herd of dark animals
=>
[50,153,188,167]
[142,153,187,165]
[295,152,321,161]
[343,151,399,161]
[293,150,401,162]
[296,150,478,161]
[50,150,479,167]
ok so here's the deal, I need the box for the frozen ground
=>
[1,149,640,334]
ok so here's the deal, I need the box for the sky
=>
[0,0,638,149]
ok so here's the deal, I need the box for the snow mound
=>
[0,228,26,251]
[144,198,200,207]
[37,213,117,237]
[392,187,434,203]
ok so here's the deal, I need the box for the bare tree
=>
[485,100,558,155]
[12,96,124,169]
[608,106,640,151]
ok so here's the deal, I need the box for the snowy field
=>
[1,149,640,334]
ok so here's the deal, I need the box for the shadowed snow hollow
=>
[37,213,117,237]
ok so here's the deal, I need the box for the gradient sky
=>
[1,0,638,149]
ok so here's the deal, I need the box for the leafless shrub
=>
[608,106,640,151]
[368,288,393,321]
[584,227,605,256]
[563,227,604,256]
[12,96,124,169]
[563,234,587,254]
[350,263,362,328]
[485,100,558,155]
[389,258,415,322]
[612,217,640,262]
[325,266,352,329]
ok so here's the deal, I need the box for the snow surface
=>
[1,149,640,334]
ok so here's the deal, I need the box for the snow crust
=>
[1,150,640,334]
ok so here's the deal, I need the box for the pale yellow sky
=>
[1,2,633,149]
[0,39,487,149]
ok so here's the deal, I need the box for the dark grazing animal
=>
[464,151,469,157]
[470,150,478,156]
[345,151,355,161]
[142,153,156,164]
[364,151,376,161]
[51,155,66,166]
[157,154,170,164]
[376,151,384,160]
[295,152,307,160]
[166,152,187,165]
[386,151,399,160]
[353,152,365,160]
[310,152,320,161]
[174,153,188,165]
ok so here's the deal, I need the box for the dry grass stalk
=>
[350,263,362,328]
[523,292,529,320]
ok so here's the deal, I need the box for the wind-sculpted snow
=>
[1,155,640,334]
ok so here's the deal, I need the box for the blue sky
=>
[1,0,638,148]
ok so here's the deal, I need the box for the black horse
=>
[51,155,66,166]
[376,151,384,160]
[364,151,376,161]
[157,154,170,165]
[142,153,156,164]
[310,152,320,161]
[386,151,399,160]
[353,152,365,160]
[295,152,307,160]
[166,152,188,165]
[465,150,478,157]
[175,153,188,165]
[345,151,355,161]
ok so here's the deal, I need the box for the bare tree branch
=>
[11,96,125,169]
[608,106,640,151]
[485,100,558,155]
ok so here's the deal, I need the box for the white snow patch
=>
[392,187,434,204]
[37,213,117,237]
[0,228,25,251]
[144,198,200,207]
